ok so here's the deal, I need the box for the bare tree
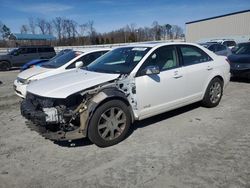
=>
[52,17,63,40]
[165,24,172,39]
[171,25,183,39]
[0,21,4,39]
[46,21,53,35]
[28,17,36,34]
[0,23,11,40]
[152,21,161,40]
[79,23,88,36]
[20,25,29,34]
[70,20,78,38]
[36,18,47,34]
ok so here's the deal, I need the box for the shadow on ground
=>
[53,102,201,148]
[128,102,201,136]
[54,138,93,148]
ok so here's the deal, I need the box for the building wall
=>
[186,11,250,43]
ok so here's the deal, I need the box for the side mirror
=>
[75,61,83,69]
[143,65,160,75]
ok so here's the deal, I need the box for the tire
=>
[202,77,223,108]
[88,100,131,147]
[0,61,11,71]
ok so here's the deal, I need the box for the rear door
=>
[26,47,38,62]
[12,48,35,66]
[38,47,55,59]
[177,45,214,100]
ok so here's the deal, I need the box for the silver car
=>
[0,46,56,70]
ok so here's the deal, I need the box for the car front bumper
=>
[20,97,86,141]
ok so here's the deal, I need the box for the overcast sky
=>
[0,0,249,34]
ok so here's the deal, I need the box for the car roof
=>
[70,48,111,53]
[116,42,201,48]
[19,46,53,48]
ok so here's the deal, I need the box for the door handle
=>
[173,71,183,78]
[173,75,183,79]
[207,66,213,71]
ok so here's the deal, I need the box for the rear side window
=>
[38,47,55,53]
[27,48,37,53]
[179,45,212,66]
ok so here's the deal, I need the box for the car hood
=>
[18,66,51,80]
[27,69,120,98]
[228,54,250,64]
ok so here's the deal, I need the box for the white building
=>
[186,10,250,43]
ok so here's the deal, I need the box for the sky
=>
[0,0,249,34]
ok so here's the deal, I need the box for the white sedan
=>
[13,48,110,98]
[20,42,230,147]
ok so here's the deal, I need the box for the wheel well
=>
[86,96,134,136]
[93,96,132,119]
[0,60,11,65]
[213,75,224,85]
[0,60,12,69]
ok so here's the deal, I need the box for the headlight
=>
[16,77,37,84]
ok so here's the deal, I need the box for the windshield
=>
[42,51,83,68]
[86,47,151,74]
[235,44,250,55]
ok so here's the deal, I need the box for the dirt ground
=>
[0,70,250,188]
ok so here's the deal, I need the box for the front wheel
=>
[202,77,223,108]
[88,100,131,147]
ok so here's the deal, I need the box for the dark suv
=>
[0,46,56,70]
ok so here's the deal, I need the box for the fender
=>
[79,87,135,137]
[202,70,224,99]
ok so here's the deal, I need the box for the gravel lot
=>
[0,70,250,188]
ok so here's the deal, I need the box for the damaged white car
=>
[21,43,230,147]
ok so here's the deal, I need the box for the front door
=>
[135,45,186,119]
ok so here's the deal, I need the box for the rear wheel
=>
[202,77,223,108]
[88,100,131,147]
[0,61,11,71]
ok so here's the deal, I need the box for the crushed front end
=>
[20,75,137,142]
[21,92,88,141]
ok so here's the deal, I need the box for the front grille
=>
[26,93,55,109]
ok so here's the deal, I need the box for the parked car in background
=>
[20,49,72,72]
[229,42,250,79]
[231,43,245,54]
[14,48,110,98]
[20,59,49,72]
[20,42,230,147]
[210,39,237,49]
[0,46,56,71]
[200,42,232,56]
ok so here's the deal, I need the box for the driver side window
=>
[137,46,178,76]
